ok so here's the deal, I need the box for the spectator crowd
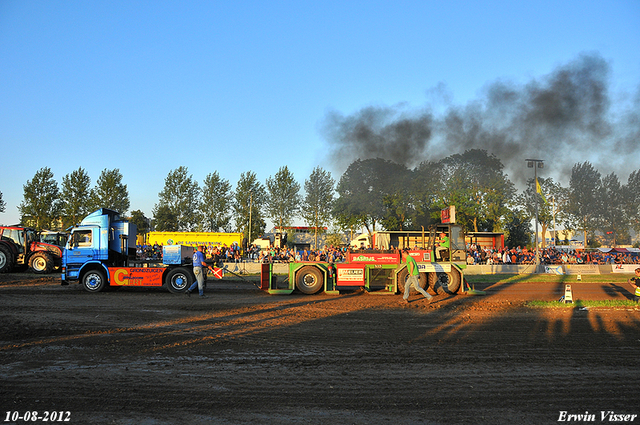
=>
[136,240,639,266]
[465,244,640,265]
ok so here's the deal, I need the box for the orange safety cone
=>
[464,278,486,296]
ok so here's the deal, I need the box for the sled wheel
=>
[429,269,461,295]
[295,266,324,294]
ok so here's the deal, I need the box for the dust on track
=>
[1,273,639,424]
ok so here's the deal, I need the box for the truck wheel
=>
[397,268,428,294]
[165,267,193,293]
[29,252,54,274]
[295,266,324,294]
[0,245,13,273]
[429,269,461,295]
[82,270,107,292]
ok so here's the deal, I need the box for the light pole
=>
[526,159,544,269]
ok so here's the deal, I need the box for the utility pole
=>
[526,159,544,270]
[552,196,556,247]
[248,191,252,251]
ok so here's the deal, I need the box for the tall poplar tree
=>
[265,166,301,233]
[567,161,603,247]
[129,210,150,238]
[154,166,200,231]
[19,167,62,230]
[600,172,628,246]
[233,171,266,244]
[60,167,92,227]
[200,171,233,232]
[91,168,130,215]
[301,166,335,249]
[625,169,640,234]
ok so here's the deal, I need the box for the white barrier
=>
[464,264,638,275]
[612,264,640,273]
[223,262,639,276]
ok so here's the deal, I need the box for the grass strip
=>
[526,299,640,308]
[466,274,634,284]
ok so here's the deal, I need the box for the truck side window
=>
[75,230,92,247]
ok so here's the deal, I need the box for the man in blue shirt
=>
[187,246,213,298]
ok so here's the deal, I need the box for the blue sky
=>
[1,0,639,227]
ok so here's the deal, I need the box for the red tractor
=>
[0,226,63,274]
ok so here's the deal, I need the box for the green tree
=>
[233,171,266,244]
[436,150,515,233]
[522,176,566,248]
[600,172,628,246]
[19,167,62,230]
[91,168,130,215]
[0,191,6,213]
[334,158,411,235]
[60,167,92,228]
[411,160,442,229]
[544,180,571,246]
[624,169,640,234]
[200,171,233,232]
[567,161,603,247]
[129,209,150,239]
[152,205,178,232]
[301,166,335,249]
[154,166,200,231]
[266,166,301,233]
[503,208,533,248]
[380,191,413,231]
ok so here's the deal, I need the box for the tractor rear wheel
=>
[29,252,54,274]
[429,268,461,295]
[0,245,13,273]
[295,266,324,294]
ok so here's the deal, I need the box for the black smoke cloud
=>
[321,53,640,185]
[322,104,434,169]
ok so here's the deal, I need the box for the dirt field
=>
[1,272,639,425]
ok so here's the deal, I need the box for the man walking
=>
[187,245,214,298]
[402,248,433,303]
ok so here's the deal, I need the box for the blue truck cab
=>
[62,208,195,293]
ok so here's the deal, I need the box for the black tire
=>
[295,266,324,294]
[165,267,193,293]
[429,268,461,295]
[82,269,108,293]
[397,268,428,294]
[0,245,14,273]
[29,252,54,274]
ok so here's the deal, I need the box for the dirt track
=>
[1,273,639,424]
